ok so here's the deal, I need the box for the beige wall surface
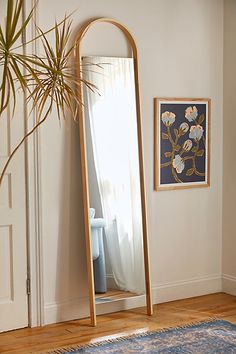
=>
[223,0,236,295]
[37,0,223,324]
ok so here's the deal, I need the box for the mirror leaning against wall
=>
[75,18,153,326]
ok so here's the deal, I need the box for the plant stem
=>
[167,126,175,146]
[172,167,182,183]
[166,126,183,183]
[192,140,205,177]
[160,161,172,168]
[174,131,179,145]
[194,170,205,177]
[0,102,52,187]
[160,127,174,169]
[183,155,194,162]
[202,135,206,148]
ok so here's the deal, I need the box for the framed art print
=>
[154,98,211,191]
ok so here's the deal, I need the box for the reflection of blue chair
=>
[90,208,107,293]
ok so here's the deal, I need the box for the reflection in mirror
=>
[82,56,146,304]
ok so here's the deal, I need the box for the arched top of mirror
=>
[76,18,138,59]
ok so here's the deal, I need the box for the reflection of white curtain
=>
[83,56,145,294]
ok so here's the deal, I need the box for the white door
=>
[0,104,28,332]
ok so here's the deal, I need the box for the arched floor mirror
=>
[76,18,153,326]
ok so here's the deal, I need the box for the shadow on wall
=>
[55,116,89,321]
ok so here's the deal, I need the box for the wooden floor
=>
[0,292,236,354]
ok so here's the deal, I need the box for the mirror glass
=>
[82,56,146,305]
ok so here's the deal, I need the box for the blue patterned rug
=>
[51,320,236,353]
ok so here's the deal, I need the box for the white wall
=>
[222,0,236,296]
[37,0,223,324]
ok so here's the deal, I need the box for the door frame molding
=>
[25,0,44,327]
[25,108,44,327]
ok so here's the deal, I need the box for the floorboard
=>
[0,292,235,354]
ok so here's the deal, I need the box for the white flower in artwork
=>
[183,139,193,152]
[189,125,204,141]
[172,154,185,174]
[185,106,198,122]
[179,122,189,133]
[161,111,176,126]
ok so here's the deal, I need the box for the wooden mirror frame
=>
[75,18,153,326]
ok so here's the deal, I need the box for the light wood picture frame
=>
[154,98,211,191]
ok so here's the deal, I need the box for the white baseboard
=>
[222,274,236,296]
[152,274,222,304]
[43,295,146,325]
[43,274,222,325]
[43,297,90,325]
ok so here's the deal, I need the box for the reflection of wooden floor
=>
[95,289,137,302]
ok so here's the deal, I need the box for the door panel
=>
[0,106,28,332]
[0,226,13,304]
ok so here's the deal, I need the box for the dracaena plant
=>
[0,0,94,187]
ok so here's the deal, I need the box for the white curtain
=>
[83,56,145,294]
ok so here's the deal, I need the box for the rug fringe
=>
[44,316,221,354]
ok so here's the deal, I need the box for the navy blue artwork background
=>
[160,103,207,185]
